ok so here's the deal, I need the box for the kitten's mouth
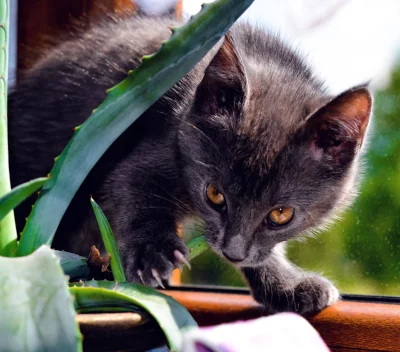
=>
[222,251,246,264]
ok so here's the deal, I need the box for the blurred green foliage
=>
[182,64,400,296]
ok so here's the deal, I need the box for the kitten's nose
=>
[222,235,248,263]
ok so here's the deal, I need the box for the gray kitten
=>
[8,17,372,315]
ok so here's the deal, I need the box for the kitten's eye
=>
[266,207,294,227]
[206,184,226,209]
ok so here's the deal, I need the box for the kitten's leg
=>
[110,199,188,287]
[242,243,339,315]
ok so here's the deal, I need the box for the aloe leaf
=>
[0,177,47,222]
[0,0,18,257]
[70,280,197,351]
[54,250,90,281]
[187,235,208,262]
[0,245,82,351]
[17,0,255,257]
[90,197,126,282]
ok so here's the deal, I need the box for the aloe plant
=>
[0,0,255,351]
[78,199,196,351]
[0,0,17,256]
[71,281,197,351]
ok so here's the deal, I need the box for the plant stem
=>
[0,0,17,257]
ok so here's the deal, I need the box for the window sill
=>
[164,288,400,352]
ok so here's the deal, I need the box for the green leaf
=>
[17,0,255,256]
[54,250,90,281]
[0,177,47,257]
[0,177,48,222]
[0,0,18,257]
[0,245,82,351]
[187,235,209,262]
[70,280,197,352]
[90,197,126,282]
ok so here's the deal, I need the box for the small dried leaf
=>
[87,246,112,280]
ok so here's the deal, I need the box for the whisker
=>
[298,205,318,227]
[147,193,191,215]
[172,114,223,157]
[192,159,223,175]
[142,178,192,213]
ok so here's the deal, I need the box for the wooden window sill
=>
[164,288,400,352]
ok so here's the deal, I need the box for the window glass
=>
[180,0,400,296]
[288,68,400,295]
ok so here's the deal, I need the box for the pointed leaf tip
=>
[0,177,48,224]
[167,25,178,33]
[91,198,126,283]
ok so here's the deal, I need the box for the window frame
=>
[165,286,400,352]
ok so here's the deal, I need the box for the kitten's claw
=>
[137,269,145,285]
[124,238,188,286]
[174,250,191,270]
[151,268,165,289]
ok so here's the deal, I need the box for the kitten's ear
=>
[303,86,372,167]
[194,34,246,115]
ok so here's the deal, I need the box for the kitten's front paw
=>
[124,236,189,288]
[290,275,339,315]
[253,274,339,315]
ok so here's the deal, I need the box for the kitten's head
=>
[178,25,372,268]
